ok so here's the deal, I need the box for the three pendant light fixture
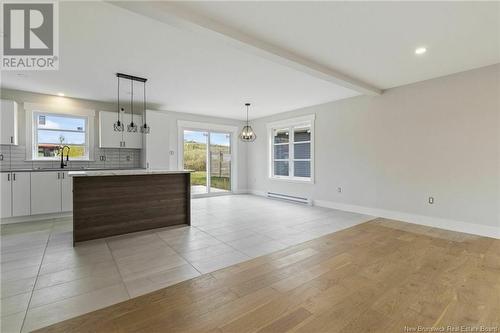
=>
[114,73,257,142]
[239,103,256,142]
[114,73,150,134]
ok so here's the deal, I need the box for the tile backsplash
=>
[0,145,142,171]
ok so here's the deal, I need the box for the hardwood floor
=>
[34,218,500,333]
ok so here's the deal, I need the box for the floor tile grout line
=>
[154,232,204,276]
[19,219,54,333]
[104,239,131,299]
[192,225,252,261]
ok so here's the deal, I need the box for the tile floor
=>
[0,194,373,332]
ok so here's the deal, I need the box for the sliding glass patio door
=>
[183,130,232,195]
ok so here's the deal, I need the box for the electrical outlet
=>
[337,187,342,193]
[428,197,434,204]
[169,150,175,155]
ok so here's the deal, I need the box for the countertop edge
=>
[68,170,193,177]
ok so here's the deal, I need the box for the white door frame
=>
[177,120,238,197]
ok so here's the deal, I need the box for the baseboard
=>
[1,212,73,225]
[314,199,500,239]
[248,190,267,197]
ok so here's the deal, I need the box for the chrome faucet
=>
[60,145,70,168]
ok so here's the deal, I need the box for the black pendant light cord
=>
[143,81,147,127]
[130,79,134,125]
[117,77,120,123]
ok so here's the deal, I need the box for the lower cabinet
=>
[61,171,73,212]
[31,172,62,215]
[12,172,30,216]
[1,172,31,218]
[2,170,73,219]
[1,173,12,218]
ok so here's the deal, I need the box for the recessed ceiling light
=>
[415,47,427,55]
[57,92,65,97]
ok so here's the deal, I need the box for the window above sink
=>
[24,103,96,161]
[34,112,89,160]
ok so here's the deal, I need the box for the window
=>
[269,115,314,182]
[33,112,89,160]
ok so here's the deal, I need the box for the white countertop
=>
[68,169,192,177]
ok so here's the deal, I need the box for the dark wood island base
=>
[70,170,191,244]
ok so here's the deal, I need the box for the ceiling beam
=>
[110,1,382,96]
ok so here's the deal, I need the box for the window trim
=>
[267,114,315,183]
[24,103,95,161]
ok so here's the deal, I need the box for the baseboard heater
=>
[266,192,312,205]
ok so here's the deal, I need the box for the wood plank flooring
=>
[34,218,500,333]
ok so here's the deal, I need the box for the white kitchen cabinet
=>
[122,114,143,149]
[0,100,18,145]
[12,172,30,216]
[1,173,12,218]
[144,110,170,169]
[31,172,62,215]
[99,111,122,148]
[61,171,73,212]
[99,111,143,149]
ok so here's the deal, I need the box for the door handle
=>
[10,136,13,143]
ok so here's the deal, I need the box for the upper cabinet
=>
[99,111,143,149]
[122,112,143,149]
[0,100,18,145]
[99,111,122,148]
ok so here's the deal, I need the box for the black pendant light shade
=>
[239,103,256,142]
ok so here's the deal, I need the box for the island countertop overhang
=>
[68,169,193,177]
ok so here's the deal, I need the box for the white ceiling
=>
[175,1,500,89]
[1,1,498,120]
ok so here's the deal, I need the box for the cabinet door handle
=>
[10,136,13,143]
[62,172,65,179]
[7,173,10,181]
[57,172,61,179]
[12,173,16,181]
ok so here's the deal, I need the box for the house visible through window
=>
[269,115,314,181]
[33,112,89,160]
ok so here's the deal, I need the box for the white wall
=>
[0,89,248,193]
[247,64,500,236]
[142,109,248,193]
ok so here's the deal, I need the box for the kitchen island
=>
[69,170,191,244]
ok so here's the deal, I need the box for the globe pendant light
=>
[239,103,256,142]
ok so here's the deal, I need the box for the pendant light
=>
[239,103,256,142]
[127,79,138,132]
[114,73,150,134]
[140,80,150,134]
[113,76,124,132]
